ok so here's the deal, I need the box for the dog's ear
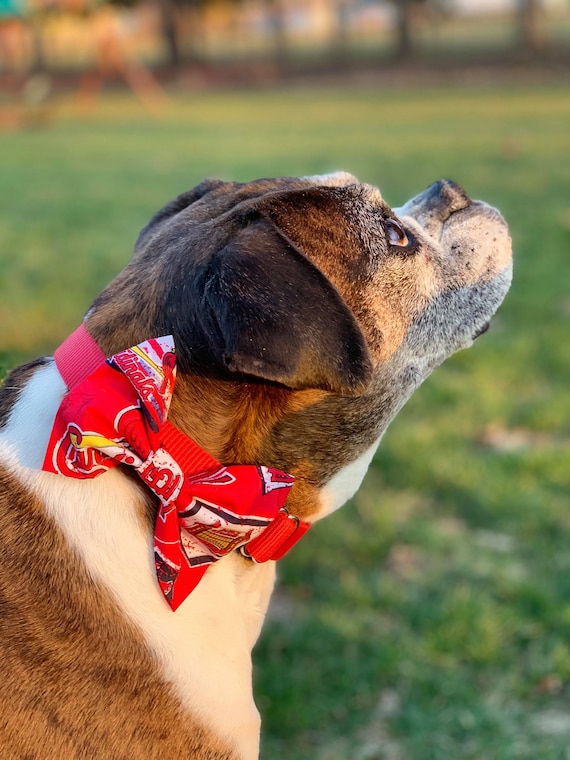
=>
[135,179,227,253]
[200,219,373,396]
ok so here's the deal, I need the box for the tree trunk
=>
[394,0,415,59]
[517,0,547,53]
[333,0,352,62]
[157,0,180,67]
[28,13,47,73]
[266,0,288,65]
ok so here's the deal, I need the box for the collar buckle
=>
[240,506,310,563]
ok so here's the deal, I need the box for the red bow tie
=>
[43,326,310,610]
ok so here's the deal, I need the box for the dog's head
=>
[85,173,512,519]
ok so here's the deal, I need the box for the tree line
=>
[151,0,554,69]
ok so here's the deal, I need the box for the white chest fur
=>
[0,362,270,760]
[318,437,382,518]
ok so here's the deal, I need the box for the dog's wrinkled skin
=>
[0,173,512,759]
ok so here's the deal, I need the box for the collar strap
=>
[47,325,310,609]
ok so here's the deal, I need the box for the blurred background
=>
[0,0,569,114]
[1,2,569,758]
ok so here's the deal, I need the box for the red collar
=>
[44,325,310,610]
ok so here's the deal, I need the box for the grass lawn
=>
[1,82,569,759]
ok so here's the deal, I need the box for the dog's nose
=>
[394,179,472,232]
[422,179,472,218]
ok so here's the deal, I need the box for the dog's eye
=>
[385,219,409,248]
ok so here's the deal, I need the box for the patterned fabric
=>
[43,334,305,610]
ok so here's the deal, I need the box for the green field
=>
[1,83,569,759]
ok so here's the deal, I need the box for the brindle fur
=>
[0,173,512,757]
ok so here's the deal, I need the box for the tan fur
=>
[164,379,327,520]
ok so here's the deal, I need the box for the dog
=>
[0,172,512,759]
